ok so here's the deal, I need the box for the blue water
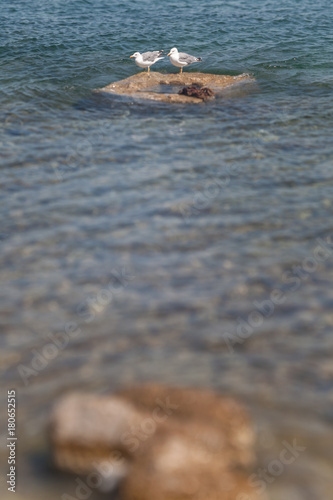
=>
[1,0,333,497]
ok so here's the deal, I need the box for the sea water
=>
[1,0,333,498]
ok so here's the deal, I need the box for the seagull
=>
[167,47,202,73]
[130,51,164,73]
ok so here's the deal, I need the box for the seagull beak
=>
[130,55,134,58]
[167,52,171,56]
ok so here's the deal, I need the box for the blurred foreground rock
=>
[97,72,253,103]
[50,384,266,500]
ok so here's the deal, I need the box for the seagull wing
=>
[178,52,201,64]
[141,51,164,62]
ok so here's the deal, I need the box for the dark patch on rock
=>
[178,84,215,100]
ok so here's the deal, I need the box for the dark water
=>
[1,0,333,498]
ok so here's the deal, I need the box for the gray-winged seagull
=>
[130,51,164,73]
[168,47,202,73]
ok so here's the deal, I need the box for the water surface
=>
[1,0,333,498]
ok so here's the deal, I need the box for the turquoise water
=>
[1,0,333,498]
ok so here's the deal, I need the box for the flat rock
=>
[97,72,253,104]
[49,384,266,500]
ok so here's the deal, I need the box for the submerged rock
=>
[96,72,253,104]
[49,384,266,499]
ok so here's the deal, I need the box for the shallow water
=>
[1,0,333,498]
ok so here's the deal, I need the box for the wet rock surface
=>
[49,384,266,500]
[97,72,253,103]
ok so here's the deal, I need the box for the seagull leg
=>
[147,66,150,73]
[180,67,183,74]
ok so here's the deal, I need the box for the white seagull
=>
[130,51,164,73]
[167,47,202,73]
